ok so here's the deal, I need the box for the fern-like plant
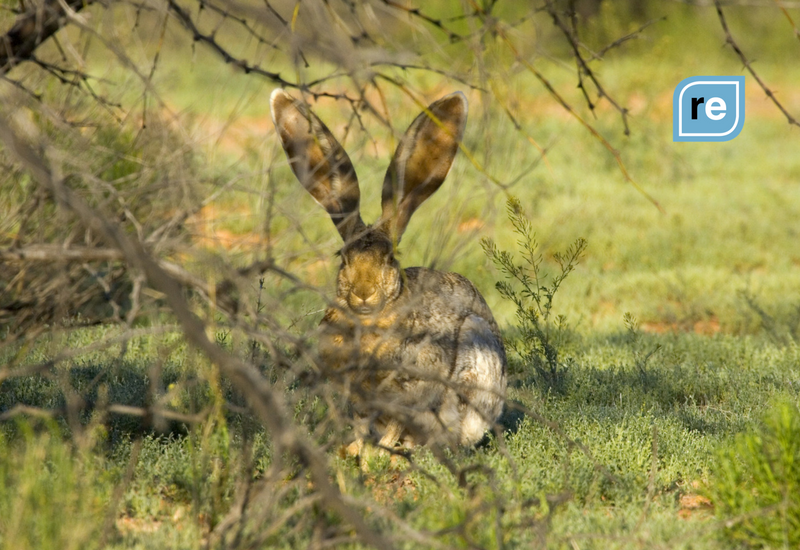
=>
[481,197,586,391]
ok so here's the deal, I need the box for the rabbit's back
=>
[402,267,502,339]
[319,266,506,445]
[401,268,507,445]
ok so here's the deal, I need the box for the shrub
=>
[711,400,800,548]
[0,421,108,550]
[481,197,587,392]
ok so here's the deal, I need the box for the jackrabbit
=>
[270,89,507,452]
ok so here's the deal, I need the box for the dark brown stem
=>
[714,0,800,127]
[0,0,92,75]
[0,116,397,550]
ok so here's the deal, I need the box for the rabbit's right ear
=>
[270,89,365,241]
[380,92,467,242]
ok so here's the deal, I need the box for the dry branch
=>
[0,244,124,262]
[0,115,397,550]
[0,0,92,74]
[544,2,632,135]
[714,0,800,127]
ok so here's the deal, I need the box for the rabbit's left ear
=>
[270,89,365,242]
[380,92,467,242]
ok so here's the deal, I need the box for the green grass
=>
[3,1,800,548]
[710,400,800,549]
[3,327,797,548]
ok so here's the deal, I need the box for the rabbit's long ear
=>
[270,89,365,241]
[380,92,467,242]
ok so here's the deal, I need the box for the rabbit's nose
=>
[352,286,376,302]
[349,286,380,314]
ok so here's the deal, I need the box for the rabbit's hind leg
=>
[378,419,405,450]
[341,414,371,457]
[454,315,507,446]
[345,417,404,459]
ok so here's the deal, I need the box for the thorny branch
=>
[714,0,800,127]
[164,0,292,86]
[0,117,398,550]
[0,0,93,74]
[544,2,633,136]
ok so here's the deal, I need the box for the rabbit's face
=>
[336,231,402,316]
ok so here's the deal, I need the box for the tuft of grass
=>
[0,421,109,550]
[710,400,800,549]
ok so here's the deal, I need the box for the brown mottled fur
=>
[271,90,507,452]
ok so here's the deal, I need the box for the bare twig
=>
[772,0,800,44]
[165,0,292,85]
[491,23,664,212]
[714,0,800,127]
[0,0,93,74]
[544,2,632,135]
[0,244,125,262]
[379,0,465,42]
[593,17,668,59]
[0,116,398,550]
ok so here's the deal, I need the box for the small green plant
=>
[0,420,108,550]
[622,312,662,386]
[481,197,587,391]
[710,400,800,549]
